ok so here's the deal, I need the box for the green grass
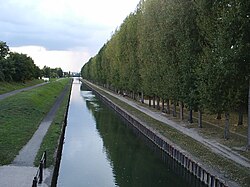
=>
[34,81,72,167]
[0,79,44,94]
[122,94,250,160]
[0,78,71,165]
[86,81,250,187]
[153,106,250,160]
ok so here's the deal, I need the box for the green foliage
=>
[42,66,51,78]
[0,41,64,82]
[81,0,249,117]
[197,0,249,113]
[0,41,9,58]
[7,52,35,82]
[41,66,64,78]
[0,41,42,82]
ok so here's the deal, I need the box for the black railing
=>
[32,151,47,187]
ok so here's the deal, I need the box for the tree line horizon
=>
[0,41,66,82]
[81,0,249,145]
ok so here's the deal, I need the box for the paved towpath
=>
[12,83,69,166]
[0,80,71,187]
[85,80,250,169]
[0,82,47,101]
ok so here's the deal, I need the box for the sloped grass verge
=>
[0,78,70,165]
[34,80,72,167]
[0,79,43,94]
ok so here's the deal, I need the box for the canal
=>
[57,79,206,187]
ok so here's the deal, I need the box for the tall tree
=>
[0,41,9,58]
[8,52,35,82]
[173,0,202,123]
[197,0,249,139]
[0,41,10,81]
[43,66,51,78]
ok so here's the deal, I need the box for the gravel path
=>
[0,82,47,101]
[86,81,250,169]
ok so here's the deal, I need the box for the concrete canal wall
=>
[83,80,229,187]
[51,80,73,187]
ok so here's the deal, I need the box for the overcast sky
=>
[0,0,139,72]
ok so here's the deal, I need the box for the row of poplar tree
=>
[81,0,250,142]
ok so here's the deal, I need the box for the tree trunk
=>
[162,99,165,112]
[149,97,151,107]
[238,105,244,126]
[188,109,193,123]
[173,102,177,117]
[157,97,160,110]
[198,109,202,128]
[153,96,156,108]
[238,111,243,126]
[224,112,230,140]
[180,101,184,120]
[216,112,222,120]
[166,99,170,114]
[247,79,250,149]
[141,92,144,103]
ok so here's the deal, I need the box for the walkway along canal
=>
[56,79,206,187]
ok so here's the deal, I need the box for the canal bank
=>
[50,80,73,187]
[0,79,72,187]
[82,80,240,187]
[56,79,206,187]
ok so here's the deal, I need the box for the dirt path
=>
[0,82,47,101]
[86,81,250,169]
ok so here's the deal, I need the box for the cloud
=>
[1,0,140,71]
[10,46,90,72]
[0,0,115,50]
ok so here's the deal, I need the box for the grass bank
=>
[0,78,71,165]
[34,80,72,167]
[0,79,44,95]
[86,81,250,187]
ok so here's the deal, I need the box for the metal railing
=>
[32,151,47,187]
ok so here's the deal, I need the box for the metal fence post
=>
[44,151,47,168]
[39,161,43,183]
[32,176,37,187]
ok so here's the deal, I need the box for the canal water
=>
[57,79,206,187]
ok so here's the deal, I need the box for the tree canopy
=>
[0,41,65,82]
[81,0,250,143]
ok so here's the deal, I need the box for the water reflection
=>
[81,83,205,187]
[57,81,116,187]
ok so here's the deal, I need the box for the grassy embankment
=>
[34,80,72,167]
[142,101,249,160]
[0,79,44,95]
[0,78,71,165]
[86,81,250,187]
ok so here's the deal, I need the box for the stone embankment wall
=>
[84,81,228,187]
